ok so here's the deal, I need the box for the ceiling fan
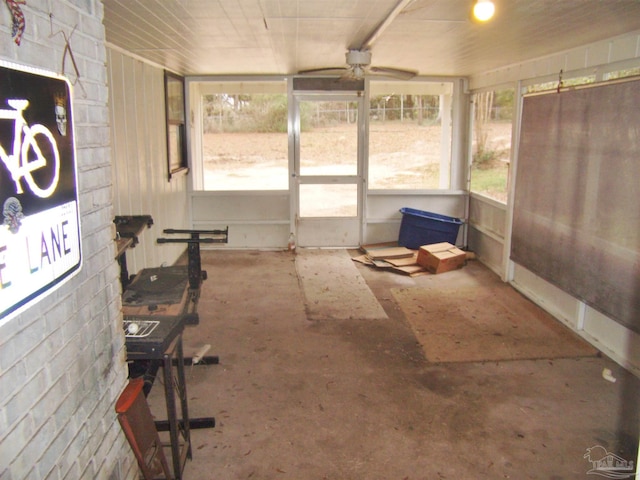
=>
[298,49,417,81]
[298,0,417,81]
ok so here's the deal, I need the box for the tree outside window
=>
[470,88,514,203]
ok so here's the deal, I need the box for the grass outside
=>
[470,121,512,203]
[470,165,509,203]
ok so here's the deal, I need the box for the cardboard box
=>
[416,242,466,274]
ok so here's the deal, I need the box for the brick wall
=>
[0,2,134,479]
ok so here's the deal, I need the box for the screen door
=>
[291,93,364,247]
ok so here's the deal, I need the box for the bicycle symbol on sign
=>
[0,99,60,198]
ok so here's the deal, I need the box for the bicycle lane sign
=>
[0,61,81,324]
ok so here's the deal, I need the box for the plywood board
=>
[392,265,598,362]
[297,249,388,320]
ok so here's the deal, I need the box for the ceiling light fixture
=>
[352,65,365,79]
[473,0,495,22]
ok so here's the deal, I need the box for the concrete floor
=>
[149,249,640,480]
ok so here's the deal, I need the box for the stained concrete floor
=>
[148,249,640,480]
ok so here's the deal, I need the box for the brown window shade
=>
[511,78,640,333]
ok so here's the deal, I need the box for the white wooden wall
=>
[467,193,506,276]
[470,30,640,90]
[364,191,468,246]
[107,47,190,274]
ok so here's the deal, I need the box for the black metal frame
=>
[157,227,229,290]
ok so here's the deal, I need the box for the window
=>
[470,88,514,203]
[368,81,453,189]
[198,81,288,190]
[165,72,188,180]
[604,67,640,81]
[525,75,595,94]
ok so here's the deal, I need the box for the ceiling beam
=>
[360,0,415,50]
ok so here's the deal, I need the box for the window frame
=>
[165,71,188,181]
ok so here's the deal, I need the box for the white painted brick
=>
[92,422,124,479]
[45,337,83,382]
[24,0,49,13]
[1,2,140,478]
[75,125,111,149]
[0,468,13,480]
[63,349,89,388]
[53,385,84,434]
[4,369,47,427]
[9,323,48,359]
[82,252,116,290]
[0,39,16,61]
[43,468,59,480]
[41,3,81,37]
[79,208,109,236]
[81,228,106,258]
[103,435,134,480]
[77,146,112,169]
[14,416,57,473]
[89,104,110,125]
[44,295,78,332]
[0,332,22,373]
[15,39,59,73]
[0,3,12,29]
[37,419,80,479]
[0,415,34,469]
[35,376,69,427]
[79,186,113,212]
[78,167,111,192]
[57,425,89,478]
[17,290,49,325]
[0,408,6,441]
[61,462,81,480]
[76,430,98,472]
[22,331,64,377]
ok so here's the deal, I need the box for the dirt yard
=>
[203,122,511,198]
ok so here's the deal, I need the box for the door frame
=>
[289,89,366,247]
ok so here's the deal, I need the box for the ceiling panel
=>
[102,0,640,77]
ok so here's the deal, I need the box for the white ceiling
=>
[102,0,640,78]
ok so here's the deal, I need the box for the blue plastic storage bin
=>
[398,207,463,250]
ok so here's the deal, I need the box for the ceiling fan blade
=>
[298,67,349,75]
[369,66,417,80]
[338,68,359,82]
